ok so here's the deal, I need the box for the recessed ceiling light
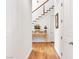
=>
[37,0,39,3]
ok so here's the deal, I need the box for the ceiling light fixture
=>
[37,0,39,3]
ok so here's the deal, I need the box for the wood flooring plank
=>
[28,42,60,59]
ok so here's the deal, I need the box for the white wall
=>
[6,0,32,59]
[62,0,73,59]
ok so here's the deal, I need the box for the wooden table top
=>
[32,32,48,38]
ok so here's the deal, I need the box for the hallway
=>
[28,42,60,59]
[31,0,61,59]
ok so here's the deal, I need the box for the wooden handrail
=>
[32,0,49,13]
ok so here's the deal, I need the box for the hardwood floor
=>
[28,42,60,59]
